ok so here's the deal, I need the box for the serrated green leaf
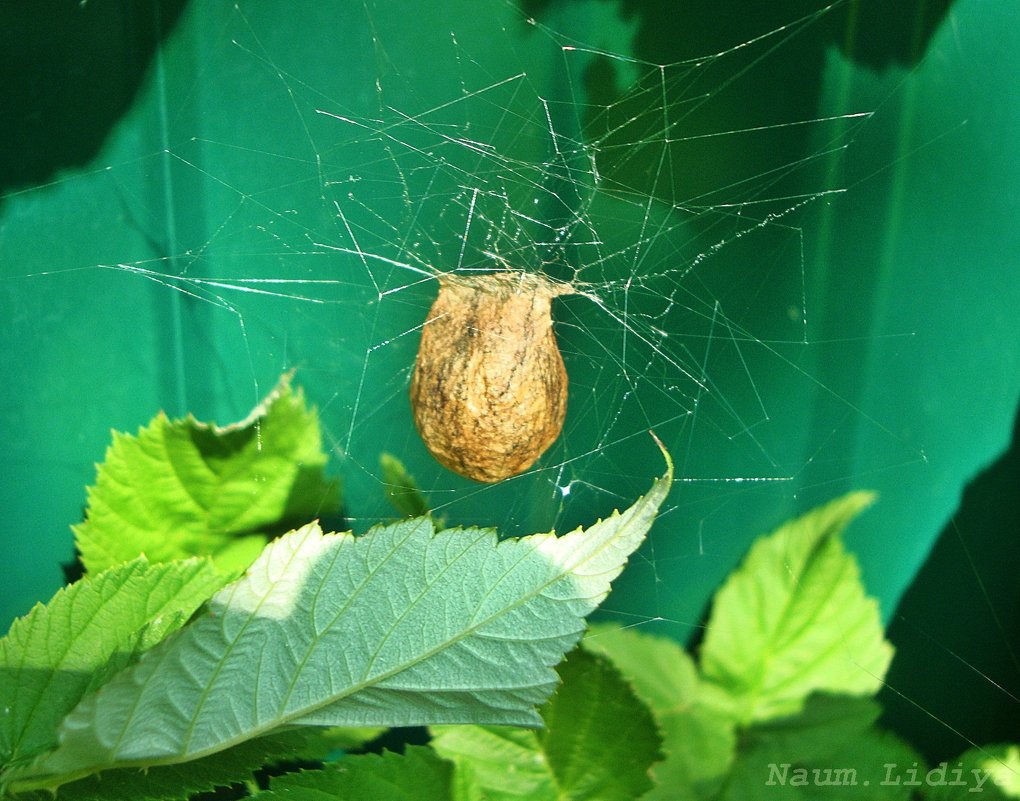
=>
[540,649,662,800]
[584,623,697,711]
[720,695,921,801]
[925,744,1020,800]
[431,648,662,801]
[14,731,309,801]
[700,491,892,724]
[74,374,340,575]
[380,453,432,520]
[251,745,453,801]
[583,624,735,801]
[0,558,228,779]
[8,457,671,792]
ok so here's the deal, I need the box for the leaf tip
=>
[648,429,673,484]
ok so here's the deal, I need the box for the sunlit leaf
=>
[700,491,891,723]
[8,455,671,792]
[926,744,1020,800]
[0,558,227,774]
[74,373,340,574]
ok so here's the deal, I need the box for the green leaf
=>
[380,453,432,520]
[74,373,341,575]
[18,732,309,801]
[0,558,228,777]
[432,727,556,801]
[430,648,662,801]
[584,623,698,711]
[584,624,735,800]
[251,745,453,801]
[295,727,388,761]
[980,746,1020,798]
[699,491,892,724]
[540,648,662,800]
[720,695,922,801]
[8,455,671,792]
[925,744,1020,800]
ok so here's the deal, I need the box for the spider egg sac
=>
[410,271,574,483]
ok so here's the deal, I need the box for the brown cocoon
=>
[410,271,574,483]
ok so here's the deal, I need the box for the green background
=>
[2,0,1017,761]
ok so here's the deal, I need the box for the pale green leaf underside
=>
[74,374,340,575]
[699,491,892,724]
[12,460,671,790]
